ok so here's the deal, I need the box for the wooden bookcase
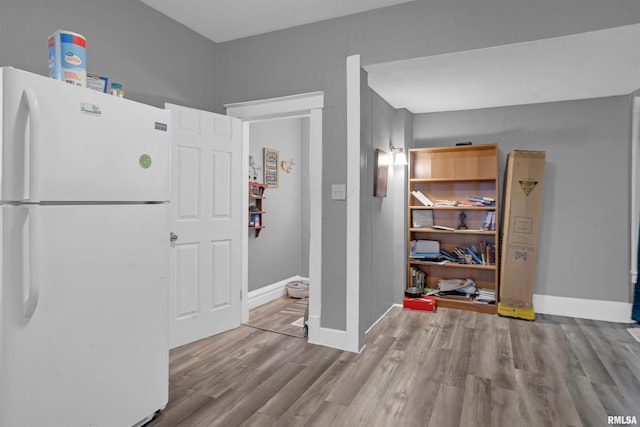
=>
[407,144,499,314]
[249,182,267,237]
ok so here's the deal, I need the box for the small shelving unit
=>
[407,143,499,314]
[249,182,267,238]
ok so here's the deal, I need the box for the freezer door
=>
[2,67,170,203]
[1,204,169,427]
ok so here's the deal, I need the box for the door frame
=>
[225,92,323,342]
[632,95,640,291]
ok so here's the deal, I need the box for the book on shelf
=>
[466,243,483,264]
[481,211,496,231]
[411,191,433,206]
[431,225,455,231]
[439,249,459,262]
[439,241,496,265]
[410,267,427,289]
[468,196,495,206]
[457,200,485,207]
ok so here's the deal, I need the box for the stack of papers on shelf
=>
[434,200,457,206]
[438,278,476,294]
[410,253,440,260]
[475,288,496,303]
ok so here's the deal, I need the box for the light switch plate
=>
[331,184,346,200]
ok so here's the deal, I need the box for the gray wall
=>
[360,70,410,339]
[248,118,306,291]
[215,0,640,330]
[0,0,220,111]
[413,96,632,303]
[4,0,640,332]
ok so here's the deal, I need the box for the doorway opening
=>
[225,92,323,343]
[245,116,310,338]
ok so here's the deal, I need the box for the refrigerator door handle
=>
[21,88,41,202]
[23,205,41,318]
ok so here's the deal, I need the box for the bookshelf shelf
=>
[407,144,499,314]
[435,297,497,314]
[409,260,497,270]
[410,206,496,211]
[249,182,267,238]
[409,228,497,235]
[410,177,495,183]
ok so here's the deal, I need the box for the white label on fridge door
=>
[80,102,102,116]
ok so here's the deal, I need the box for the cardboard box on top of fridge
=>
[499,150,545,309]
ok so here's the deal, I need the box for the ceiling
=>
[365,24,640,114]
[139,0,640,114]
[139,0,415,43]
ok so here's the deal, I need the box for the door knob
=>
[170,232,178,242]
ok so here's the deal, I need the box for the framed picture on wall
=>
[264,148,279,188]
[374,149,389,198]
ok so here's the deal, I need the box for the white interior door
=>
[166,103,242,349]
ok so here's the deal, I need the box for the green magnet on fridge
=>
[139,154,152,169]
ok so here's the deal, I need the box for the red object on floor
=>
[403,295,436,311]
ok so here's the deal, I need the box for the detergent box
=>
[48,30,87,87]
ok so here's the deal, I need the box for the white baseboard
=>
[532,294,635,323]
[307,314,351,351]
[365,304,399,335]
[309,295,636,354]
[247,275,306,310]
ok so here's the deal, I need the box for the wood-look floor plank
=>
[508,319,537,372]
[459,375,492,427]
[274,354,356,423]
[514,368,583,427]
[324,334,395,406]
[561,321,617,387]
[489,386,525,427]
[152,303,640,427]
[211,361,306,427]
[427,384,465,427]
[591,381,639,420]
[256,344,342,419]
[564,372,610,427]
[441,325,474,388]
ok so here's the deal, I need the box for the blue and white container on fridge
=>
[48,30,87,87]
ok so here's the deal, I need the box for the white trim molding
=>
[346,54,362,353]
[247,276,308,310]
[631,96,640,287]
[225,92,324,121]
[307,314,349,350]
[533,294,635,323]
[225,91,324,346]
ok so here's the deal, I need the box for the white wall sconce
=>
[390,144,408,166]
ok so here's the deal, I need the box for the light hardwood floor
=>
[149,300,640,427]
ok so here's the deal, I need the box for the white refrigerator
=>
[0,67,171,427]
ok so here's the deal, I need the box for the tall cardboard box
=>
[499,150,545,311]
